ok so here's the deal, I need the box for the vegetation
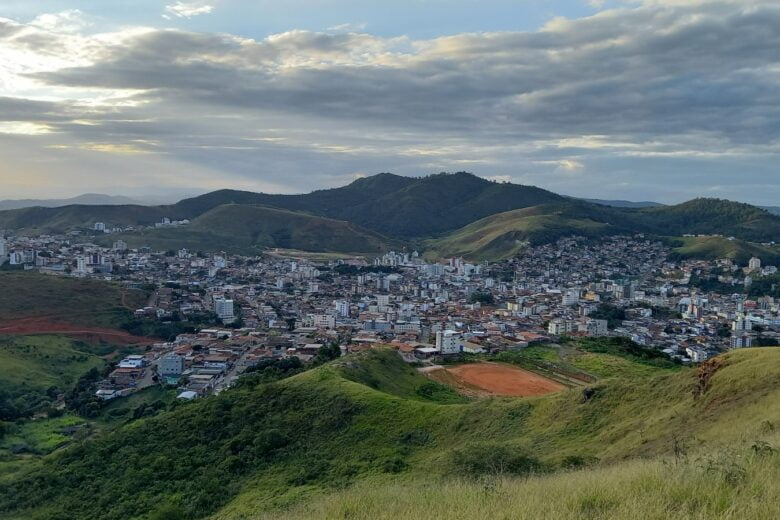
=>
[3,346,780,519]
[101,204,394,255]
[588,303,627,329]
[0,271,147,329]
[261,438,780,520]
[0,335,105,421]
[666,235,780,265]
[3,175,780,259]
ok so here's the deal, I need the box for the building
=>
[335,300,350,317]
[584,318,609,336]
[215,298,235,324]
[159,354,184,376]
[732,316,752,332]
[748,257,762,272]
[686,346,709,363]
[548,318,576,336]
[731,334,754,349]
[94,222,106,232]
[309,314,336,329]
[435,330,464,355]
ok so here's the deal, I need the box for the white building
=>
[309,314,336,329]
[548,318,576,336]
[435,330,464,355]
[686,346,709,363]
[94,222,106,232]
[0,237,6,265]
[215,298,235,324]
[749,257,762,271]
[335,300,350,317]
[732,316,752,332]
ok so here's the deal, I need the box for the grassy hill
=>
[640,198,780,243]
[0,173,565,240]
[667,235,780,265]
[424,203,616,260]
[426,197,780,260]
[3,346,780,519]
[102,204,395,255]
[0,335,106,421]
[171,172,567,239]
[0,271,146,329]
[2,175,780,254]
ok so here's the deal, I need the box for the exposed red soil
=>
[428,362,566,397]
[0,317,156,345]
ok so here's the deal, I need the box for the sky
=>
[0,0,779,204]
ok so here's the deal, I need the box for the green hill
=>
[2,175,779,255]
[640,198,780,243]
[4,346,780,519]
[667,235,780,265]
[424,203,617,260]
[0,173,565,239]
[0,272,147,329]
[103,204,395,255]
[426,197,780,260]
[0,335,105,422]
[170,172,567,239]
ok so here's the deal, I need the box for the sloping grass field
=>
[2,347,780,519]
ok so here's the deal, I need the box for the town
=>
[1,229,779,402]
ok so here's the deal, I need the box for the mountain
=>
[172,172,567,238]
[0,173,564,239]
[104,204,394,254]
[638,198,780,243]
[762,206,780,217]
[427,197,780,260]
[425,202,622,260]
[666,235,780,265]
[583,198,663,208]
[1,174,779,258]
[2,346,780,519]
[0,194,142,211]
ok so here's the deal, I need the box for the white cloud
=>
[1,0,780,202]
[163,1,214,20]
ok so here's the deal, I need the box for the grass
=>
[4,347,780,519]
[668,235,780,264]
[100,204,395,255]
[0,271,147,329]
[0,335,105,390]
[424,205,611,260]
[0,414,88,456]
[260,437,780,520]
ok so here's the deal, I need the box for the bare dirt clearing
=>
[426,362,566,397]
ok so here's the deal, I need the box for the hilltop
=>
[3,346,780,519]
[1,174,779,259]
[104,204,395,255]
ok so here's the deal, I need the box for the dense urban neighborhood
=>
[2,227,779,403]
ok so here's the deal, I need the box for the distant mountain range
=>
[0,173,778,259]
[0,193,143,211]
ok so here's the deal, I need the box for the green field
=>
[0,335,106,421]
[3,345,780,519]
[0,271,147,329]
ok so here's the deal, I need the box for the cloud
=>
[1,1,780,203]
[163,1,214,19]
